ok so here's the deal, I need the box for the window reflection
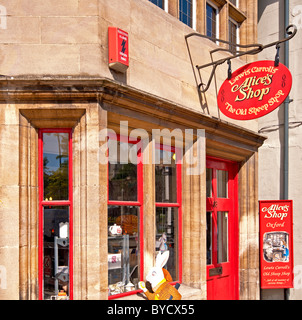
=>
[179,0,192,27]
[206,168,212,198]
[43,133,69,201]
[217,170,228,198]
[217,211,228,263]
[155,149,177,203]
[156,207,178,280]
[206,3,217,41]
[109,141,137,202]
[206,212,212,265]
[43,206,69,300]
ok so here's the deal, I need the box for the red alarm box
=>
[108,27,129,73]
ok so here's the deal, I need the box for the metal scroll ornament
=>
[185,25,297,94]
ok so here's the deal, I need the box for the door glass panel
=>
[206,168,212,198]
[43,206,69,300]
[217,211,228,263]
[217,170,228,198]
[43,133,69,201]
[206,212,212,265]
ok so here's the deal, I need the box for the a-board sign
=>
[259,200,294,289]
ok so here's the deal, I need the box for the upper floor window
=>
[149,0,164,9]
[206,2,218,41]
[229,18,239,54]
[229,0,238,7]
[179,0,193,27]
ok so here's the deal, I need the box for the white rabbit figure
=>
[139,251,181,300]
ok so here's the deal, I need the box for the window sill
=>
[113,284,203,300]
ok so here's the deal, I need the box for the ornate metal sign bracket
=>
[185,25,297,94]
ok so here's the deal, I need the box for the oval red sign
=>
[217,60,292,120]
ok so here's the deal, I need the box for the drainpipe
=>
[284,0,290,301]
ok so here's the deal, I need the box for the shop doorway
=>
[206,157,239,300]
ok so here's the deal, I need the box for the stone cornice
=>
[0,76,266,155]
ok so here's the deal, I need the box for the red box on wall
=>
[108,27,129,73]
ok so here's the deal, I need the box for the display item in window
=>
[109,224,122,236]
[158,232,168,252]
[116,214,138,235]
[139,251,181,300]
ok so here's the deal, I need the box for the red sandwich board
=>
[259,200,294,289]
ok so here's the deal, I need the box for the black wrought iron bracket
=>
[185,25,297,94]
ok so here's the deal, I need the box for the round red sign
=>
[217,60,292,120]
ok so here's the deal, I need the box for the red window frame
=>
[38,128,73,300]
[107,133,144,299]
[155,143,182,284]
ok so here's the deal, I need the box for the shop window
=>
[155,148,177,203]
[179,0,193,27]
[108,205,140,296]
[108,135,143,298]
[43,132,69,201]
[38,129,73,300]
[107,135,182,298]
[155,145,182,282]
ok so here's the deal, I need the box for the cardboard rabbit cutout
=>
[139,251,181,300]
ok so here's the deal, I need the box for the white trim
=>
[164,0,168,12]
[192,0,197,30]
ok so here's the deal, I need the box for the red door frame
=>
[38,128,73,300]
[206,156,239,300]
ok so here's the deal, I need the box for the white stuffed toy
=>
[139,251,181,300]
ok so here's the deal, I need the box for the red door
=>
[206,157,239,300]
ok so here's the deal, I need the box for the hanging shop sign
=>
[259,200,294,289]
[108,27,129,73]
[217,60,292,120]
